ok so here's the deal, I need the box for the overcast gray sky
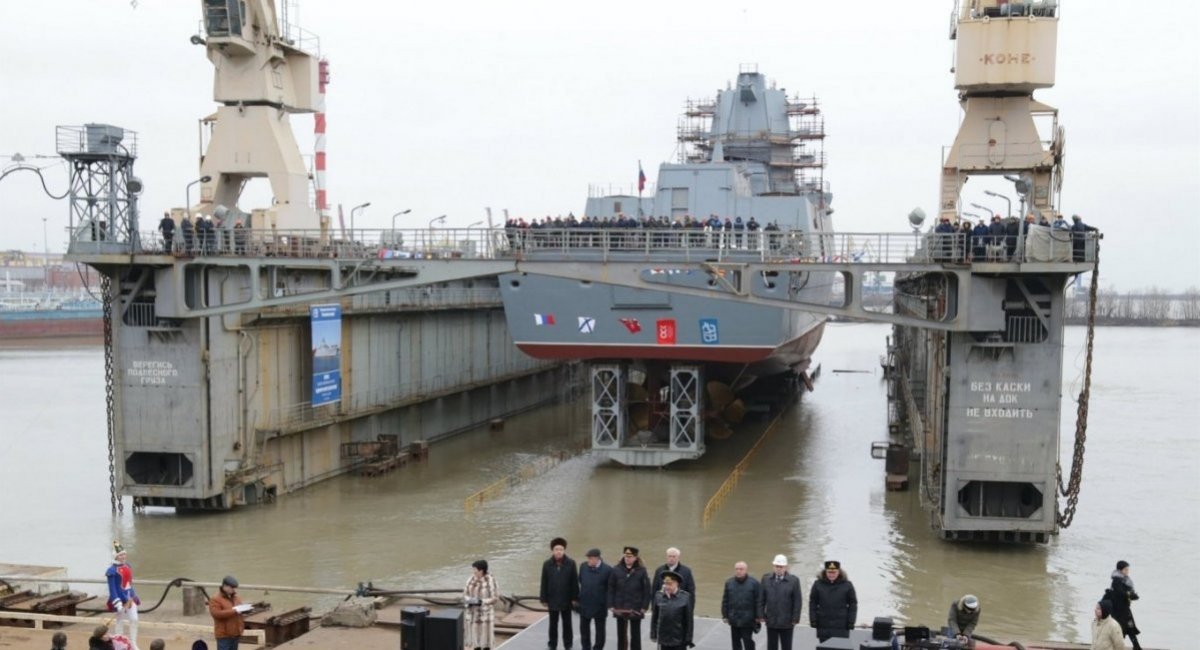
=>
[2,1,1197,290]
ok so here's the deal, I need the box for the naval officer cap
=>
[824,560,841,571]
[660,570,683,584]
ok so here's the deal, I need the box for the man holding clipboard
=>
[209,575,251,649]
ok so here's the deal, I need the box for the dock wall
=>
[111,270,564,510]
[890,273,1069,542]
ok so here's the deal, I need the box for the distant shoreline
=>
[1065,318,1199,328]
[829,316,1199,328]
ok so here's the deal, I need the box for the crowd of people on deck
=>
[157,211,248,256]
[502,214,787,252]
[150,210,797,257]
[149,208,1099,264]
[931,212,1098,263]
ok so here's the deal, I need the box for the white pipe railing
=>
[76,226,1097,266]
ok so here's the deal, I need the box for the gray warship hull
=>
[499,255,830,380]
[500,67,834,390]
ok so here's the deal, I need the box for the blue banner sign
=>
[311,304,342,406]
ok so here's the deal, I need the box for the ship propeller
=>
[708,418,733,440]
[707,381,735,409]
[629,383,650,403]
[705,380,746,439]
[722,398,746,425]
[627,382,652,431]
[629,403,651,430]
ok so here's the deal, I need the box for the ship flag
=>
[638,162,646,193]
[534,313,556,326]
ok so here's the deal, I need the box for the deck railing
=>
[95,226,1097,266]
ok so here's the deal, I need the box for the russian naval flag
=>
[534,313,556,326]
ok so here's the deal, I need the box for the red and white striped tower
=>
[315,59,330,225]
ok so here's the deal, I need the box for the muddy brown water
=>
[0,325,1193,647]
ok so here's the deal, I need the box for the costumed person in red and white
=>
[105,540,140,648]
[89,623,137,650]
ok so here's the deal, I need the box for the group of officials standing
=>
[721,556,857,650]
[537,538,858,650]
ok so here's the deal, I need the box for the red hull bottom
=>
[515,321,827,377]
[514,342,776,363]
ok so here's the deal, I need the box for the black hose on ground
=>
[506,595,548,612]
[416,597,464,607]
[359,587,464,597]
[971,633,1026,650]
[78,577,202,615]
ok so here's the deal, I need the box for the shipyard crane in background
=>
[191,0,324,231]
[938,0,1065,224]
[884,0,1096,542]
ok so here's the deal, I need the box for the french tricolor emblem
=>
[534,313,556,326]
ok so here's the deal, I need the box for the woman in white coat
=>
[464,559,501,650]
[1091,600,1124,650]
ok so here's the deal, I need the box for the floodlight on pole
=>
[425,215,447,252]
[970,202,997,219]
[185,175,213,219]
[1003,175,1031,218]
[350,202,371,231]
[982,190,1012,219]
[391,208,411,232]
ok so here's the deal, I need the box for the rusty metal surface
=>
[0,591,88,629]
[244,604,312,645]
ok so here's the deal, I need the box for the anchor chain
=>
[101,274,123,515]
[1057,243,1099,528]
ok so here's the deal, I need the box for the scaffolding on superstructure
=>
[676,92,826,196]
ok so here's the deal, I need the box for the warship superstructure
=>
[499,68,835,465]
